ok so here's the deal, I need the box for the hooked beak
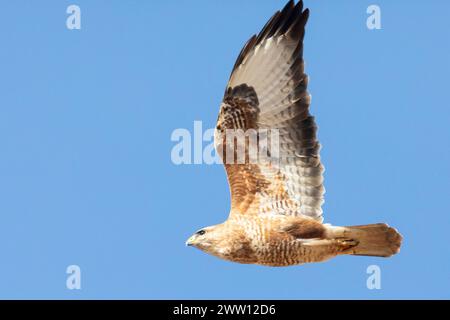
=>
[185,235,195,247]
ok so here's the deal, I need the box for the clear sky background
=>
[0,0,449,299]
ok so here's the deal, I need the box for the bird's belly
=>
[252,239,307,266]
[251,237,341,267]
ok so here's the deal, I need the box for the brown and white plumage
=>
[186,0,402,267]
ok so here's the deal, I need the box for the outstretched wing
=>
[215,0,325,222]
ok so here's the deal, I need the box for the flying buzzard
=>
[186,0,402,266]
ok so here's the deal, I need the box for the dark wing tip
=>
[229,1,309,80]
[257,0,309,45]
[286,6,309,42]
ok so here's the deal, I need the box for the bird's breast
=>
[231,216,304,266]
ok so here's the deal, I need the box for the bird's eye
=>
[196,230,206,236]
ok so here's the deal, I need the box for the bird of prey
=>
[186,0,402,266]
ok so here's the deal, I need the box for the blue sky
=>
[0,0,449,299]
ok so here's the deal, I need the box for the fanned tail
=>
[327,223,402,257]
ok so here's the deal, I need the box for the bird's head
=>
[185,225,222,253]
[186,222,256,264]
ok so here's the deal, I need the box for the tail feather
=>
[327,223,402,257]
